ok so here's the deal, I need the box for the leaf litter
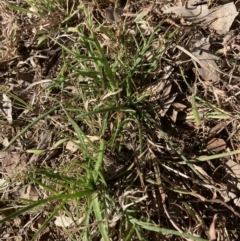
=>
[0,0,240,240]
[163,1,238,34]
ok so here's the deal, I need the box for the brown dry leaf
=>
[163,2,238,34]
[172,102,187,110]
[2,93,12,124]
[171,102,187,122]
[54,215,75,227]
[66,140,79,153]
[163,2,209,17]
[209,214,217,240]
[66,136,100,153]
[192,37,220,82]
[209,122,226,134]
[224,159,240,205]
[18,185,39,201]
[54,213,85,228]
[169,107,178,122]
[0,151,20,175]
[206,138,226,152]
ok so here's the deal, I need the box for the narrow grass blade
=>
[31,205,60,241]
[92,193,110,241]
[130,219,208,241]
[26,149,45,155]
[94,138,105,182]
[0,87,32,110]
[49,37,102,61]
[32,169,94,190]
[8,4,33,13]
[61,104,99,154]
[189,149,240,163]
[27,174,59,194]
[0,191,93,223]
[75,106,135,119]
[196,96,231,116]
[179,67,193,92]
[191,95,201,126]
[125,223,136,241]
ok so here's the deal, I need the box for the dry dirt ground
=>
[1,0,240,240]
